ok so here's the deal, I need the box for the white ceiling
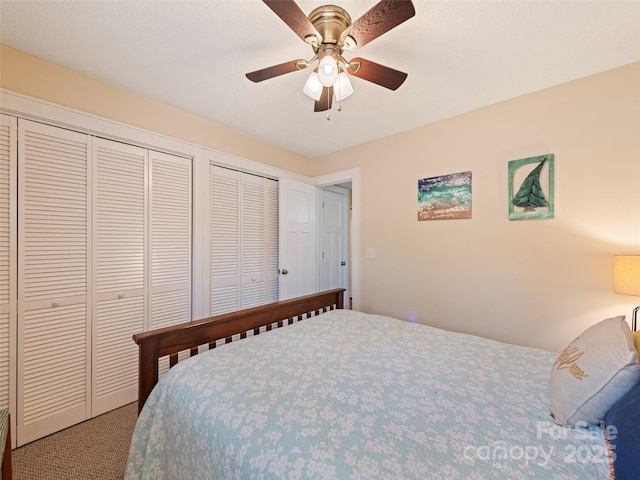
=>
[2,0,639,159]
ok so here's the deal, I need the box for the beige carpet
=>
[11,402,138,480]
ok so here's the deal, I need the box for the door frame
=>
[313,168,361,310]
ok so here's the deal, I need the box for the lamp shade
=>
[303,72,323,101]
[334,72,353,101]
[317,55,338,87]
[613,256,640,296]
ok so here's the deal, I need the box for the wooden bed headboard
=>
[133,288,345,413]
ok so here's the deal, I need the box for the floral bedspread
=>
[125,309,610,479]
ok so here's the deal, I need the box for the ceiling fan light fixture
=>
[317,55,339,87]
[303,72,323,101]
[334,71,353,101]
[248,0,415,112]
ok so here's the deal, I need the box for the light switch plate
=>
[366,247,376,259]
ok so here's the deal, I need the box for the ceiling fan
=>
[246,0,415,112]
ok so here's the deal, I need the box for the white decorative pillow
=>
[550,316,640,426]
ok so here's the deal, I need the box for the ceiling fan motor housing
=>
[308,5,352,49]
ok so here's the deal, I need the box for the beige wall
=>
[0,45,312,176]
[314,62,640,351]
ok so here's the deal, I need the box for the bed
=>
[126,289,635,479]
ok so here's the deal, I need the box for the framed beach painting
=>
[508,154,554,220]
[418,171,472,221]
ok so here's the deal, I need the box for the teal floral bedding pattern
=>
[126,310,610,479]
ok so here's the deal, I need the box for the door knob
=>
[281,268,288,275]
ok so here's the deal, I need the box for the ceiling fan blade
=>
[341,0,415,50]
[314,87,333,112]
[262,0,322,45]
[347,57,407,90]
[246,60,306,82]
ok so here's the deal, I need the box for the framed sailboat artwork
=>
[508,154,555,220]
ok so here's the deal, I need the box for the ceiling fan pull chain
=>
[326,84,333,120]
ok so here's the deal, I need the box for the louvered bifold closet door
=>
[0,115,17,438]
[210,165,278,316]
[241,174,278,309]
[92,138,146,416]
[210,166,240,315]
[265,178,279,304]
[241,174,267,309]
[149,151,192,331]
[17,120,90,445]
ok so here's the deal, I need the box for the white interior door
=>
[320,186,349,302]
[278,178,317,300]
